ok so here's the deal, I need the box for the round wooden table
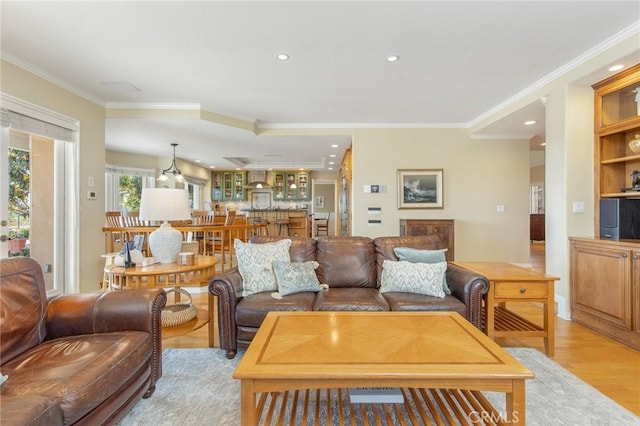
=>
[105,255,218,347]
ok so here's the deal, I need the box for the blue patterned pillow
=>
[272,261,323,296]
[379,260,447,298]
[393,247,451,294]
[235,239,291,297]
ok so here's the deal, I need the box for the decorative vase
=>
[629,134,640,154]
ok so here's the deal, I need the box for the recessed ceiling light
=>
[540,142,547,146]
[330,154,337,158]
[276,53,289,61]
[194,159,201,163]
[328,167,333,170]
[386,55,399,62]
[331,144,338,148]
[524,120,536,126]
[608,64,624,72]
[329,161,335,165]
[209,165,215,169]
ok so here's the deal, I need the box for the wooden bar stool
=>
[275,211,291,236]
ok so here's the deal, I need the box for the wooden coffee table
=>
[234,311,534,425]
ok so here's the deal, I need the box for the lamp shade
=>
[139,188,191,222]
[139,188,191,264]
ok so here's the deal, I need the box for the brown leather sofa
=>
[210,236,489,359]
[0,257,167,426]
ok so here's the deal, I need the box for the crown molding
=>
[468,21,640,129]
[105,102,201,110]
[258,121,467,130]
[470,133,535,141]
[1,51,105,107]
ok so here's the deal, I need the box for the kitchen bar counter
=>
[244,209,309,237]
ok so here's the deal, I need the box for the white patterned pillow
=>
[272,261,324,297]
[235,239,292,297]
[379,259,447,298]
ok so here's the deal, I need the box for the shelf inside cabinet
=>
[601,153,640,164]
[601,192,640,198]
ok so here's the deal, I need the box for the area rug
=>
[118,348,639,425]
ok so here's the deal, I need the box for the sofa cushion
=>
[393,247,451,294]
[382,292,467,318]
[273,261,323,296]
[235,238,292,297]
[312,288,390,311]
[0,395,62,426]
[380,260,447,298]
[236,291,316,328]
[0,332,151,425]
[316,237,377,288]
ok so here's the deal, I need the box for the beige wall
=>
[350,127,531,262]
[2,59,106,293]
[530,164,545,184]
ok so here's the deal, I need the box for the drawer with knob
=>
[494,282,548,299]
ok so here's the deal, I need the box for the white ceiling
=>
[2,1,639,169]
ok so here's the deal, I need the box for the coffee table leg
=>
[240,380,257,426]
[506,379,525,425]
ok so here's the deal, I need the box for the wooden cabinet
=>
[529,214,545,242]
[399,219,454,261]
[272,171,311,201]
[593,63,640,236]
[570,237,640,350]
[211,171,247,201]
[569,64,640,350]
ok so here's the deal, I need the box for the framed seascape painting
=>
[397,169,444,209]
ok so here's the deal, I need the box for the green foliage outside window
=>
[9,148,30,220]
[120,175,142,211]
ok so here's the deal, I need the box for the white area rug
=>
[119,347,639,425]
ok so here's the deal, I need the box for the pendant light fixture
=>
[157,143,185,183]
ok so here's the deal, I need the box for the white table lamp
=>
[139,188,191,264]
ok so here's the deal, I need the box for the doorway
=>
[1,97,78,295]
[311,179,337,237]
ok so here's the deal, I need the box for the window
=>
[530,184,544,214]
[105,166,155,211]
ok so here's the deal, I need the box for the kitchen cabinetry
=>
[211,171,247,201]
[570,238,640,350]
[593,63,640,234]
[272,171,311,201]
[399,219,454,261]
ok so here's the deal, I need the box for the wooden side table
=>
[106,256,218,347]
[451,261,559,357]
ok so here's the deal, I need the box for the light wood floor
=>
[162,243,640,417]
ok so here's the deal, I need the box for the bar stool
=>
[275,211,291,236]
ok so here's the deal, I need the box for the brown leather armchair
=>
[0,257,166,425]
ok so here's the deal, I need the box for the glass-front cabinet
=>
[593,63,640,202]
[272,171,311,201]
[211,171,247,201]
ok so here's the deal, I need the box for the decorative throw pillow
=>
[234,239,292,297]
[393,247,451,294]
[379,259,447,298]
[271,261,326,298]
